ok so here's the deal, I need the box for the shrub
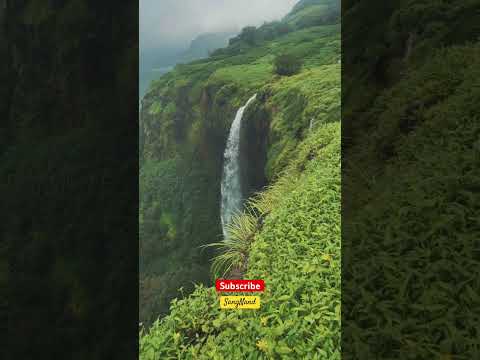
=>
[273,54,303,76]
[229,26,259,46]
[202,208,258,279]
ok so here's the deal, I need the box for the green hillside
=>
[342,0,480,358]
[139,0,341,357]
[141,123,340,359]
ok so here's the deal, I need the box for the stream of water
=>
[220,94,257,238]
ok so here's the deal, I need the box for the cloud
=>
[140,0,299,49]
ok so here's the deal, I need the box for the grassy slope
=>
[344,44,480,358]
[139,0,340,328]
[342,0,480,358]
[141,122,340,360]
[139,0,341,357]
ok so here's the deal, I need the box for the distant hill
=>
[139,46,182,99]
[140,31,238,99]
[284,0,340,28]
[179,31,238,63]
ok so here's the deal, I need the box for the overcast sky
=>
[140,0,299,50]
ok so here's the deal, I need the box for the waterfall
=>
[220,94,257,237]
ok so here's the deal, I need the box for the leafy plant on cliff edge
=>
[203,209,257,279]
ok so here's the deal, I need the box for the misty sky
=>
[140,0,299,50]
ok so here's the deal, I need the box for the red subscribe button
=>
[216,279,265,292]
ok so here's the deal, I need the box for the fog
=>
[140,0,299,50]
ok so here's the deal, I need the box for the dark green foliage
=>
[227,22,293,49]
[237,26,258,46]
[259,21,293,41]
[228,26,261,47]
[344,43,480,360]
[273,54,303,76]
[343,0,480,358]
[2,2,139,358]
[343,0,480,137]
[139,154,223,325]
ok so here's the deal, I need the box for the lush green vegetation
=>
[139,1,341,357]
[342,0,480,358]
[273,54,303,76]
[3,1,138,358]
[141,122,340,359]
[284,0,340,29]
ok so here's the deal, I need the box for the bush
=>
[229,26,259,46]
[274,54,303,76]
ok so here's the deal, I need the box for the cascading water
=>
[220,94,257,237]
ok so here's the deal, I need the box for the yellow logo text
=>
[220,296,260,309]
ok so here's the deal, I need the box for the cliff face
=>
[139,72,244,325]
[139,0,340,326]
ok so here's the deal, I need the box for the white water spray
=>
[220,94,257,237]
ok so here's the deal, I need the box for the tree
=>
[273,54,303,76]
[239,26,258,45]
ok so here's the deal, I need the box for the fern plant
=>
[204,208,258,279]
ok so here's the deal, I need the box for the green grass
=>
[208,63,273,89]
